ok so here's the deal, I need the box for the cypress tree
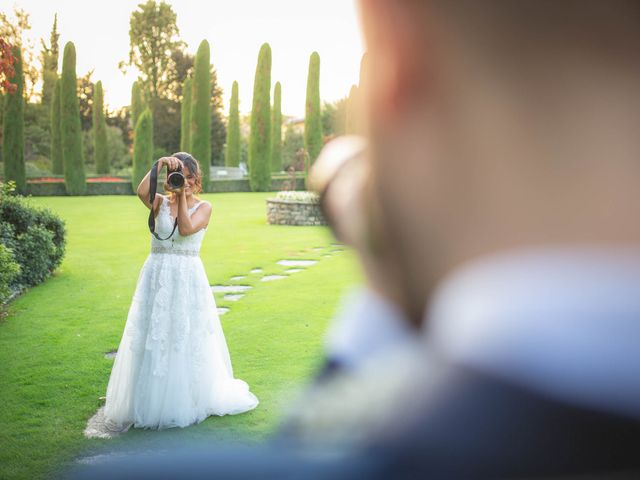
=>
[132,108,153,189]
[2,46,26,194]
[51,77,63,174]
[180,76,192,152]
[249,43,272,192]
[345,84,359,134]
[131,80,143,130]
[93,80,108,174]
[304,51,322,163]
[271,81,282,172]
[60,41,86,195]
[225,80,240,167]
[41,14,60,109]
[191,40,211,189]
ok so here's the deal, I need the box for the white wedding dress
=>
[103,195,259,430]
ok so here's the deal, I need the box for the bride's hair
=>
[171,152,203,195]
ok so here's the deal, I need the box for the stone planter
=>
[266,196,326,226]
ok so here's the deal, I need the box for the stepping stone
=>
[224,294,244,301]
[313,247,324,252]
[277,260,318,267]
[285,269,303,274]
[104,350,117,360]
[230,276,246,281]
[250,268,263,274]
[217,307,229,315]
[261,275,287,282]
[211,285,252,294]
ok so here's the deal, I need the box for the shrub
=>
[0,190,66,291]
[0,244,20,304]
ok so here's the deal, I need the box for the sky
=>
[8,0,365,118]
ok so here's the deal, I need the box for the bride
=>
[102,152,258,431]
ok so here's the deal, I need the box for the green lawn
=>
[0,192,361,480]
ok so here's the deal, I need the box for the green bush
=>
[0,244,20,304]
[0,193,66,290]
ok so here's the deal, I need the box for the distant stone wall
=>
[266,198,327,226]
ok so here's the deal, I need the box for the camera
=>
[166,166,185,190]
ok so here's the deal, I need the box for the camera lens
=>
[167,172,185,189]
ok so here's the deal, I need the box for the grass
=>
[0,192,361,480]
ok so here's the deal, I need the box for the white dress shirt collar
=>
[427,247,640,419]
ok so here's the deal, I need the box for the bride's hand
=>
[159,156,184,171]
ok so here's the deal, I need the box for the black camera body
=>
[166,166,185,190]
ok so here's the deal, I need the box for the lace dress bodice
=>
[151,195,206,256]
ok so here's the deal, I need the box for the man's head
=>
[357,0,640,323]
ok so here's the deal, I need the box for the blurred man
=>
[286,0,640,475]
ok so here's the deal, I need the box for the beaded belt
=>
[151,246,199,257]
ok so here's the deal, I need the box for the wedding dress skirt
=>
[103,197,258,430]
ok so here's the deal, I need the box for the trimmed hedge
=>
[0,244,20,304]
[24,177,307,196]
[0,190,66,296]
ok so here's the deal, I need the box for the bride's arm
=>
[137,157,179,211]
[176,191,212,236]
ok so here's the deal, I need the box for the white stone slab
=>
[230,276,246,281]
[250,268,263,274]
[285,269,303,274]
[217,307,229,315]
[224,294,244,301]
[276,260,318,267]
[211,285,252,294]
[261,275,288,282]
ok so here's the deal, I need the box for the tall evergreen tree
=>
[249,43,272,191]
[179,76,191,152]
[132,108,153,189]
[191,40,211,187]
[93,80,108,173]
[345,84,359,134]
[60,42,86,194]
[131,80,143,129]
[271,81,282,172]
[2,46,26,193]
[51,77,63,174]
[225,80,240,167]
[304,51,322,163]
[41,13,59,109]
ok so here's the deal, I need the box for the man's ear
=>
[358,0,432,123]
